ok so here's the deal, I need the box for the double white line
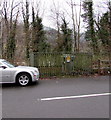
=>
[39,93,111,101]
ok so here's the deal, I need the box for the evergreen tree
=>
[82,0,98,53]
[22,0,30,61]
[6,20,17,63]
[99,12,109,46]
[96,12,110,51]
[58,17,72,52]
[31,7,50,52]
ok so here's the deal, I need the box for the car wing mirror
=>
[0,66,7,69]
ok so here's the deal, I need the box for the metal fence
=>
[1,50,110,78]
[30,52,95,78]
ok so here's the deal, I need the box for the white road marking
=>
[39,93,111,101]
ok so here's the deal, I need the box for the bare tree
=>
[66,0,82,52]
[77,0,82,52]
[0,4,3,58]
[60,14,72,52]
[22,0,30,63]
[2,0,20,63]
[50,0,62,47]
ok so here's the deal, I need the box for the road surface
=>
[1,75,110,118]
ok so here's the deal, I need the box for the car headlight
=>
[31,69,39,75]
[31,71,35,75]
[35,68,39,73]
[34,70,38,73]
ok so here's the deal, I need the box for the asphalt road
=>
[1,75,110,118]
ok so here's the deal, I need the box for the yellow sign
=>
[66,56,71,62]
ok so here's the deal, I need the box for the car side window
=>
[0,62,3,68]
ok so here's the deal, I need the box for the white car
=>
[0,59,39,86]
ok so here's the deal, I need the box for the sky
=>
[40,0,109,30]
[0,0,110,31]
[34,0,109,29]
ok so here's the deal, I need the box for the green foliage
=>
[36,53,63,67]
[6,20,17,63]
[61,18,72,52]
[73,53,92,72]
[55,17,72,52]
[98,12,110,48]
[82,0,98,53]
[6,34,16,61]
[31,7,50,52]
[22,0,30,60]
[33,52,92,77]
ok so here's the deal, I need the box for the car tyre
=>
[16,73,32,86]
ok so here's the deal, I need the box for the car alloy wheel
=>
[17,73,31,86]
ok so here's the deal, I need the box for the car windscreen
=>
[2,61,15,68]
[0,62,3,66]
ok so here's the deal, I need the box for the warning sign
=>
[66,56,71,62]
